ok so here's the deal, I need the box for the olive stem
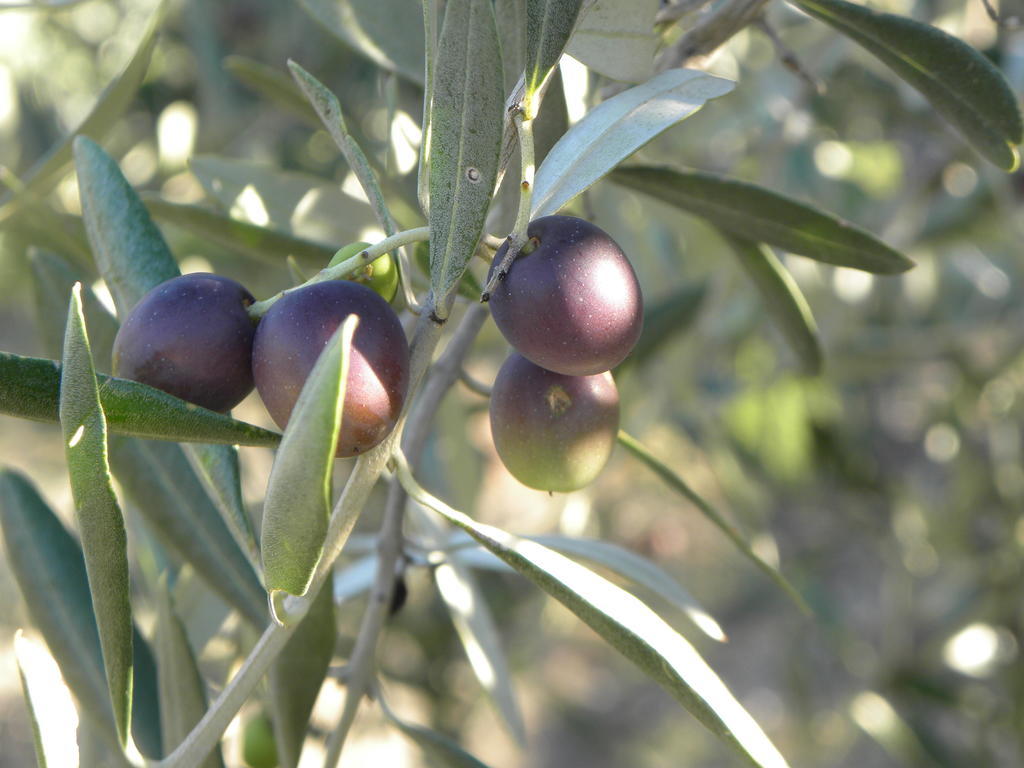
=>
[481,111,534,301]
[246,226,431,319]
[459,367,492,397]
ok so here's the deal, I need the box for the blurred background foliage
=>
[1,0,1023,766]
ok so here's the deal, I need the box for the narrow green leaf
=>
[405,474,790,768]
[0,469,162,758]
[0,0,163,209]
[793,0,1023,170]
[223,55,319,122]
[143,196,336,269]
[296,0,425,85]
[59,285,133,747]
[496,0,526,99]
[74,137,179,319]
[720,234,823,376]
[436,559,526,744]
[0,352,281,447]
[610,166,913,274]
[622,281,708,371]
[428,0,504,315]
[525,0,585,109]
[0,182,92,268]
[616,431,810,614]
[380,692,494,768]
[13,631,76,768]
[110,438,267,627]
[269,580,336,768]
[262,316,358,600]
[531,70,734,218]
[154,582,224,767]
[565,0,658,83]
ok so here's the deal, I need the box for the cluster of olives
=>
[486,215,642,492]
[112,253,410,458]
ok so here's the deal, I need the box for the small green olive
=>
[242,712,278,768]
[330,241,399,303]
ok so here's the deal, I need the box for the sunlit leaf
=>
[262,316,358,601]
[14,631,79,768]
[269,581,336,767]
[566,0,658,83]
[428,0,504,314]
[616,431,810,614]
[296,0,425,85]
[794,0,1023,171]
[720,234,823,376]
[401,467,790,768]
[610,166,913,274]
[531,70,734,218]
[524,0,585,110]
[436,558,526,744]
[0,469,162,758]
[58,285,133,747]
[154,582,224,768]
[223,55,319,122]
[0,352,281,447]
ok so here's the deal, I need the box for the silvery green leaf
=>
[531,69,734,218]
[524,0,585,108]
[720,234,823,376]
[565,0,658,83]
[154,582,225,768]
[616,431,810,614]
[59,285,133,747]
[223,55,319,122]
[0,469,163,758]
[416,493,790,768]
[436,558,526,744]
[428,0,504,314]
[495,0,527,97]
[269,581,336,767]
[794,0,1023,171]
[296,0,425,85]
[610,166,913,274]
[14,631,78,768]
[262,317,358,601]
[0,352,281,448]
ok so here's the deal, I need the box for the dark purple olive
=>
[488,216,643,376]
[489,353,619,492]
[252,281,410,457]
[112,273,256,412]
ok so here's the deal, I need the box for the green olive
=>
[241,713,278,768]
[329,241,399,303]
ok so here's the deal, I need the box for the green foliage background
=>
[0,0,1022,766]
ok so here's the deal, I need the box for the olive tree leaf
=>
[616,431,810,615]
[0,469,162,758]
[223,55,319,123]
[59,285,133,747]
[262,316,358,602]
[400,471,790,768]
[531,69,734,218]
[143,197,336,270]
[0,0,164,212]
[110,438,267,628]
[0,352,281,447]
[0,179,93,269]
[436,558,527,744]
[154,581,225,768]
[380,692,494,768]
[610,166,913,274]
[296,0,425,85]
[620,281,708,372]
[720,233,823,376]
[14,631,78,768]
[524,0,586,111]
[269,580,336,768]
[428,0,504,316]
[793,0,1023,171]
[565,0,658,83]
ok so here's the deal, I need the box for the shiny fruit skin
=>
[252,281,410,457]
[112,273,256,412]
[488,216,643,376]
[329,241,399,303]
[489,353,620,492]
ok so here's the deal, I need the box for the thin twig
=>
[655,0,716,27]
[754,17,825,94]
[459,368,492,397]
[655,0,771,70]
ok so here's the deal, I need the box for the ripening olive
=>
[488,216,643,376]
[252,280,410,457]
[112,273,256,412]
[489,353,620,492]
[329,241,399,303]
